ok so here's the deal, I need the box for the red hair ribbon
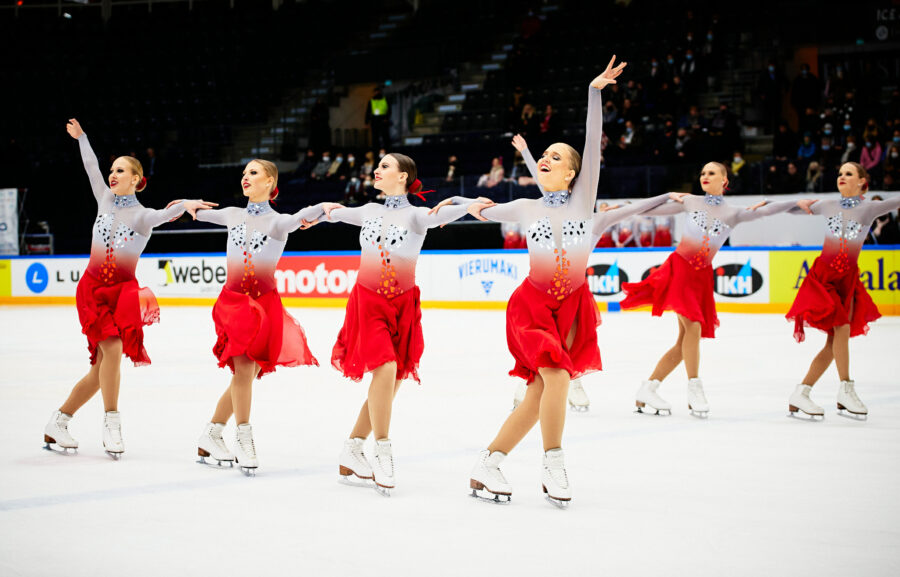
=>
[138,176,147,190]
[270,187,280,203]
[408,179,434,202]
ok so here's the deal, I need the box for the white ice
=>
[1,305,899,577]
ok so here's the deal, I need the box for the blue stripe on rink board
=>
[606,301,621,312]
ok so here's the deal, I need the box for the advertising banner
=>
[0,188,18,255]
[275,254,360,298]
[770,249,899,305]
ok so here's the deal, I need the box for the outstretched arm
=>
[593,193,677,234]
[196,206,242,227]
[138,200,219,232]
[271,203,329,236]
[864,195,900,221]
[574,55,627,214]
[327,204,368,227]
[735,199,814,223]
[476,198,531,224]
[69,120,108,203]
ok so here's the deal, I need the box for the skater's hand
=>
[746,200,767,211]
[467,202,492,221]
[796,198,818,214]
[427,198,454,215]
[511,134,527,152]
[322,202,344,220]
[668,192,690,203]
[183,199,218,220]
[66,118,84,140]
[599,203,621,212]
[299,218,318,230]
[590,55,627,90]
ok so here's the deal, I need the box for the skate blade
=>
[43,443,78,455]
[635,406,671,416]
[105,450,123,460]
[568,404,590,413]
[197,456,235,468]
[836,408,868,421]
[470,487,511,504]
[787,407,824,421]
[688,407,709,419]
[374,483,393,497]
[339,475,374,488]
[239,466,257,477]
[543,495,570,509]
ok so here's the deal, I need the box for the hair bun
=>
[136,176,148,192]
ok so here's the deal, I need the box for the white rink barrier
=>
[2,247,897,315]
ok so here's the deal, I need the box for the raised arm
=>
[69,119,108,203]
[271,203,328,236]
[864,195,900,221]
[512,134,546,197]
[573,56,627,214]
[593,194,672,234]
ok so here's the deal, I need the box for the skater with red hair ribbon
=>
[619,162,814,418]
[44,119,213,459]
[785,162,900,420]
[317,153,483,495]
[191,159,328,475]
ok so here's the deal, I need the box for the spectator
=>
[343,174,368,206]
[674,127,694,161]
[310,150,332,180]
[862,118,882,144]
[325,152,345,180]
[773,121,798,161]
[865,196,900,244]
[518,104,538,141]
[602,99,619,126]
[819,136,840,172]
[790,63,821,119]
[679,50,701,96]
[652,119,677,162]
[294,148,317,179]
[509,151,536,186]
[679,104,707,132]
[444,154,462,183]
[539,105,559,142]
[758,60,784,132]
[860,137,883,185]
[797,132,816,161]
[798,107,820,136]
[805,160,823,192]
[360,150,375,179]
[824,65,849,104]
[338,153,359,181]
[616,120,643,155]
[884,140,900,184]
[840,134,860,164]
[476,157,505,188]
[144,147,158,180]
[365,87,391,150]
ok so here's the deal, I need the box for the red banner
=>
[275,255,360,297]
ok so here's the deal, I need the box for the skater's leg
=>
[350,377,402,439]
[831,324,851,382]
[367,361,398,441]
[538,367,569,451]
[649,318,686,382]
[97,338,123,412]
[211,385,234,424]
[231,355,261,425]
[678,314,702,379]
[488,374,543,454]
[801,332,835,386]
[59,349,103,415]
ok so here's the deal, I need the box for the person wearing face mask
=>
[619,162,816,418]
[326,152,344,180]
[338,153,358,181]
[785,163,900,419]
[841,134,860,164]
[43,120,214,459]
[457,58,683,508]
[190,160,333,475]
[310,151,331,181]
[860,138,883,187]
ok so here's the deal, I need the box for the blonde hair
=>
[559,143,582,190]
[118,156,146,192]
[251,158,279,198]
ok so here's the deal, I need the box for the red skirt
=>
[332,284,424,384]
[506,279,603,384]
[212,288,318,379]
[620,251,719,338]
[76,271,159,366]
[786,257,881,342]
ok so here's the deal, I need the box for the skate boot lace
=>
[351,443,368,467]
[376,448,394,477]
[843,383,863,406]
[237,430,256,459]
[212,429,230,454]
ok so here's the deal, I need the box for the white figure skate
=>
[512,381,527,410]
[635,379,672,416]
[234,423,258,476]
[787,384,824,420]
[372,439,395,496]
[102,411,124,459]
[568,379,590,412]
[687,378,709,418]
[469,449,512,504]
[542,448,571,509]
[836,380,868,420]
[339,437,374,487]
[43,410,78,454]
[197,422,235,467]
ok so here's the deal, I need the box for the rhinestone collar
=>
[542,190,570,208]
[246,201,273,216]
[839,196,862,209]
[384,195,411,210]
[704,194,724,206]
[113,195,140,209]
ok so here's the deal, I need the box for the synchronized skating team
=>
[40,57,900,508]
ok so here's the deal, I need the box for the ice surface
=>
[1,305,899,577]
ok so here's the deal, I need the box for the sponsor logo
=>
[25,262,48,294]
[157,259,226,286]
[275,262,358,296]
[481,280,494,295]
[586,261,629,295]
[458,258,518,281]
[714,260,763,297]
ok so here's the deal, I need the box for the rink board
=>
[1,247,898,314]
